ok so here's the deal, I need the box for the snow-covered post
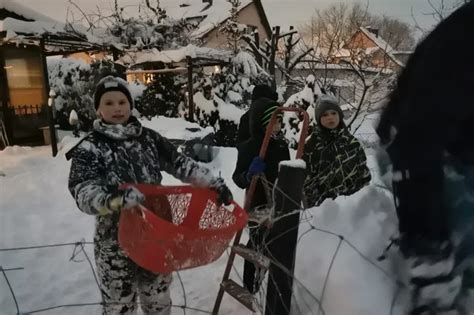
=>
[47,89,58,157]
[186,56,195,122]
[265,160,307,315]
[40,36,58,156]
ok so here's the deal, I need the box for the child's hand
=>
[210,178,233,206]
[247,157,266,181]
[102,187,145,215]
[122,187,145,209]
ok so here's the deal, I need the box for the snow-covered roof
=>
[1,0,103,53]
[159,0,254,39]
[117,44,233,67]
[294,61,395,74]
[0,0,56,24]
[358,27,404,67]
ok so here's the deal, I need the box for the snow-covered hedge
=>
[189,51,271,146]
[48,58,144,130]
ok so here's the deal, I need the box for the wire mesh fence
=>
[0,180,407,315]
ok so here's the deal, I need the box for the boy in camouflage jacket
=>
[303,95,371,207]
[67,75,232,315]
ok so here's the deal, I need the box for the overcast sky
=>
[13,0,462,37]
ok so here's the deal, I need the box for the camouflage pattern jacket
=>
[67,117,221,243]
[303,127,371,207]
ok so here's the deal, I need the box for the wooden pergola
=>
[1,8,105,155]
[117,45,233,122]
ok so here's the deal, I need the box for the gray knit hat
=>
[314,95,344,127]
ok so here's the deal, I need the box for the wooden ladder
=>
[212,107,309,314]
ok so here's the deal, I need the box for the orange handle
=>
[244,106,310,210]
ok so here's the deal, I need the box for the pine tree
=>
[137,74,184,119]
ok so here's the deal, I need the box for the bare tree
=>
[296,2,401,133]
[411,0,467,36]
[300,2,415,53]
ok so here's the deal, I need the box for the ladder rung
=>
[221,279,258,312]
[232,244,271,269]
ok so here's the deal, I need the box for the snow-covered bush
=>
[281,75,323,147]
[48,58,144,131]
[137,74,185,119]
[190,51,271,147]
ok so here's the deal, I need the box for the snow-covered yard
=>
[0,116,407,315]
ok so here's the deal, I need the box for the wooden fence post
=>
[265,160,306,315]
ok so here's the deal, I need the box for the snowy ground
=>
[0,115,407,315]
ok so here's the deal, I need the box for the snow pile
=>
[140,116,214,141]
[0,0,102,48]
[0,134,405,314]
[118,45,232,67]
[233,51,264,77]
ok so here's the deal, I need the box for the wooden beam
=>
[126,67,187,75]
[40,37,58,157]
[187,56,194,122]
[0,47,13,145]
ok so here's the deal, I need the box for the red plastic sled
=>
[118,184,248,274]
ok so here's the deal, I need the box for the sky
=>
[261,0,460,32]
[11,0,462,37]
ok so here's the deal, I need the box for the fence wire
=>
[0,179,406,315]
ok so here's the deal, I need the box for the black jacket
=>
[237,110,250,145]
[376,1,474,241]
[303,127,371,207]
[232,98,290,210]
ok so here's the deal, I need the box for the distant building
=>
[333,26,410,71]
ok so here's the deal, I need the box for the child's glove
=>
[246,157,266,181]
[99,186,145,215]
[210,178,233,206]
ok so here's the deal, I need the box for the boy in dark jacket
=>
[376,2,474,313]
[237,84,278,145]
[67,75,232,315]
[303,95,371,207]
[232,97,290,293]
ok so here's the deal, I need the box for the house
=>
[161,0,272,49]
[0,0,101,148]
[66,0,273,64]
[334,26,406,71]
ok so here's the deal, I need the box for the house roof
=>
[159,0,271,39]
[357,27,404,67]
[0,0,103,54]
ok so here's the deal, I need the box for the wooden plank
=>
[232,244,270,270]
[221,279,258,312]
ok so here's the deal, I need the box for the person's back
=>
[376,2,474,313]
[233,97,289,209]
[232,97,289,293]
[237,84,278,145]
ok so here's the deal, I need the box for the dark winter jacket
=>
[376,1,474,242]
[68,116,222,243]
[233,98,290,210]
[303,126,371,207]
[237,85,278,145]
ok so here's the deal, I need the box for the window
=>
[3,47,46,114]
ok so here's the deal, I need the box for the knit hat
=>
[251,84,278,101]
[94,75,133,110]
[249,98,282,137]
[314,95,344,127]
